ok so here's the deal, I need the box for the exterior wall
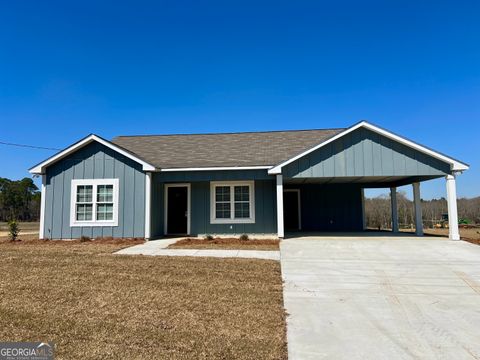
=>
[151,170,276,237]
[286,184,363,231]
[283,127,451,179]
[44,142,146,239]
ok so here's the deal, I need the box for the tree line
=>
[365,191,480,230]
[0,177,40,221]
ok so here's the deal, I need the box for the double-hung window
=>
[210,181,255,224]
[70,179,119,226]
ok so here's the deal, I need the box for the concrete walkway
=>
[280,236,480,360]
[115,238,280,260]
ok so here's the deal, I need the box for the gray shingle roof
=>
[112,128,344,169]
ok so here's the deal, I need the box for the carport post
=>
[446,174,460,240]
[276,174,285,238]
[390,187,399,233]
[361,188,367,230]
[412,182,423,236]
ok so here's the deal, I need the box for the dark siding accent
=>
[43,142,145,239]
[286,184,363,232]
[284,128,451,179]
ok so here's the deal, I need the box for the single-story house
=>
[29,121,469,240]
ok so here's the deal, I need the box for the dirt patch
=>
[168,237,280,251]
[0,234,145,249]
[423,228,480,246]
[0,240,286,359]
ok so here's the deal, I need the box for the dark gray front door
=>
[167,186,188,234]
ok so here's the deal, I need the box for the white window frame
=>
[70,179,119,227]
[210,181,255,224]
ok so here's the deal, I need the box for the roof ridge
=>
[112,127,346,138]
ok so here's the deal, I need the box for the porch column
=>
[144,172,152,240]
[412,182,423,236]
[390,187,399,232]
[446,174,460,240]
[276,174,284,238]
[360,188,367,230]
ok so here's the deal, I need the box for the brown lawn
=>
[168,237,280,251]
[0,237,286,359]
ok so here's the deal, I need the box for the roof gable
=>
[268,121,469,174]
[29,134,155,174]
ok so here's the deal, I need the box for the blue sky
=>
[1,0,478,199]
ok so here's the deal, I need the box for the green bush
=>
[239,234,249,241]
[7,220,20,241]
[204,234,214,241]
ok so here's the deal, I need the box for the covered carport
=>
[269,122,469,239]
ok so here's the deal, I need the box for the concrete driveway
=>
[280,235,480,359]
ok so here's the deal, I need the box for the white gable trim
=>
[29,134,156,174]
[268,121,469,174]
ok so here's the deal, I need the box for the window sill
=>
[70,221,118,227]
[210,218,255,225]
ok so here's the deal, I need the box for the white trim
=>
[164,183,191,235]
[39,174,46,239]
[210,181,255,224]
[276,175,284,238]
[29,134,155,174]
[144,172,152,239]
[70,179,119,227]
[268,121,469,174]
[446,175,460,240]
[284,189,301,230]
[160,166,271,172]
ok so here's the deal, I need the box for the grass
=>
[168,237,280,251]
[0,237,286,359]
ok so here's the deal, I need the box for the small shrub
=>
[80,235,91,242]
[239,234,249,241]
[204,234,214,241]
[7,220,20,241]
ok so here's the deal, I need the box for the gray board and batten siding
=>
[151,170,277,238]
[283,127,452,183]
[43,141,146,239]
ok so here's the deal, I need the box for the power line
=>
[0,141,61,151]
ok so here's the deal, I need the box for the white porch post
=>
[276,174,284,238]
[144,172,152,240]
[360,188,366,230]
[412,182,423,236]
[39,174,46,240]
[390,187,399,233]
[446,174,460,240]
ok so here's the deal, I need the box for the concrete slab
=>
[115,239,280,260]
[280,236,480,360]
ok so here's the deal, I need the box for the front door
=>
[167,186,188,234]
[284,190,301,231]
